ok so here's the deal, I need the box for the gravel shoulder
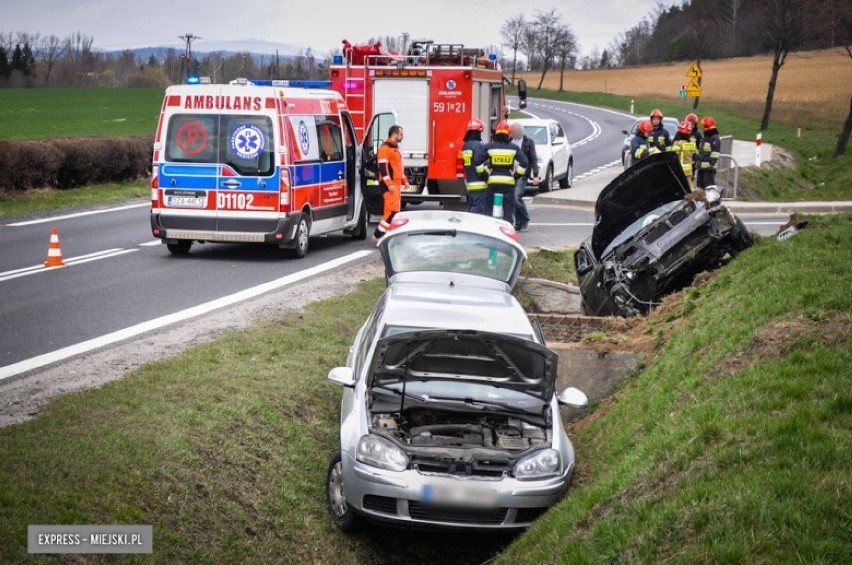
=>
[0,255,385,428]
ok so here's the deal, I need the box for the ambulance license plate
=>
[167,196,205,208]
[421,484,497,507]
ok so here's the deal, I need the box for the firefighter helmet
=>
[686,113,699,124]
[466,118,485,132]
[650,108,664,119]
[677,120,694,135]
[495,120,511,135]
[638,120,653,135]
[701,116,717,130]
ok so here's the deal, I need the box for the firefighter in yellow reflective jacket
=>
[671,119,699,189]
[373,125,411,241]
[696,116,721,191]
[483,120,528,222]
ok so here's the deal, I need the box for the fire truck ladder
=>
[342,64,366,138]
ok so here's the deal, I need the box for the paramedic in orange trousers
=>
[373,125,411,241]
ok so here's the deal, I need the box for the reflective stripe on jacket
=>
[697,129,721,172]
[484,141,528,187]
[462,140,489,191]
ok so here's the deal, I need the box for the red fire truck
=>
[329,40,507,212]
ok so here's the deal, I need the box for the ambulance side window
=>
[221,115,274,176]
[317,116,343,162]
[165,115,218,163]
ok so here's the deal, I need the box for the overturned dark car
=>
[574,152,752,317]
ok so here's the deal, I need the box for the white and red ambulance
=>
[150,79,367,257]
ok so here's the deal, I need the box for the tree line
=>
[0,32,330,88]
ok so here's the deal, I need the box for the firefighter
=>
[483,120,528,223]
[696,116,721,192]
[671,119,699,189]
[630,120,654,163]
[648,108,671,152]
[461,118,489,215]
[373,125,411,241]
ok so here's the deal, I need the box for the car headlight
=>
[514,448,561,480]
[357,434,408,472]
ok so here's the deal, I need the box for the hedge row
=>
[0,136,153,192]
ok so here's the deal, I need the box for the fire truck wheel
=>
[351,202,368,240]
[167,240,192,254]
[288,217,310,259]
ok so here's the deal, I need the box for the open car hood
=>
[368,329,558,403]
[592,152,690,258]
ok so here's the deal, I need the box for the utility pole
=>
[178,33,199,80]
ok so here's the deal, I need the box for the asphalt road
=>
[0,98,791,380]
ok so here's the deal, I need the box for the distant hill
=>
[98,38,311,61]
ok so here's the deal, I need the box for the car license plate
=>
[166,196,205,208]
[421,484,497,507]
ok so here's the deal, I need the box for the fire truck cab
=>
[330,40,506,213]
[150,80,367,258]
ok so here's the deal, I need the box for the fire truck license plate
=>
[402,185,419,193]
[167,196,205,208]
[422,484,497,507]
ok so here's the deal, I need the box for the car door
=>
[550,122,570,177]
[361,111,398,216]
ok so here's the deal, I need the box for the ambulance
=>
[150,79,367,258]
[329,40,506,213]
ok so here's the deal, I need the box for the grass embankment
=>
[0,181,148,218]
[0,215,849,562]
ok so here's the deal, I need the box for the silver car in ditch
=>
[326,210,587,531]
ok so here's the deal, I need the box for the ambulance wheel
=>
[167,240,192,254]
[351,202,368,241]
[288,217,310,259]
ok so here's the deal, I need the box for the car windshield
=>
[601,200,681,257]
[523,126,548,145]
[384,231,521,284]
[377,380,547,412]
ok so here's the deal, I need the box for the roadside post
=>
[489,193,504,268]
[755,133,762,167]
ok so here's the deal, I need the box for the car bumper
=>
[341,451,573,529]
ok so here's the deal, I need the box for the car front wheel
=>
[326,452,361,532]
[539,165,553,193]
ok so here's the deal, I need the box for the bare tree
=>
[38,35,64,85]
[520,23,537,72]
[758,0,814,130]
[554,24,578,91]
[500,15,526,85]
[833,1,852,156]
[531,9,564,89]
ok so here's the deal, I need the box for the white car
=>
[326,210,588,531]
[508,118,573,192]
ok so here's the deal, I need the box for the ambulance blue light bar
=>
[244,79,332,88]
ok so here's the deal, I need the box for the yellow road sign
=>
[687,62,702,78]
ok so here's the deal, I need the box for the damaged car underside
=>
[575,152,752,317]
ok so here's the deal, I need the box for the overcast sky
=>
[6,0,664,58]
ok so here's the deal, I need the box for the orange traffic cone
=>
[43,227,66,267]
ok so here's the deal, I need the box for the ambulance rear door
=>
[361,110,397,216]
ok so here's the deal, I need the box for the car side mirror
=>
[328,366,356,388]
[557,387,588,408]
[574,248,593,276]
[553,137,566,146]
[622,129,629,135]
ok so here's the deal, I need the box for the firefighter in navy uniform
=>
[483,120,528,223]
[630,120,654,163]
[373,125,411,241]
[461,118,490,215]
[696,116,722,192]
[648,108,671,153]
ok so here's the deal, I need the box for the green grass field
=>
[0,216,849,563]
[0,87,162,140]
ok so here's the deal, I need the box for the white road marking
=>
[5,202,149,227]
[139,240,163,247]
[0,249,375,382]
[0,248,137,282]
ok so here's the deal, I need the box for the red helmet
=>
[495,120,511,135]
[638,120,653,135]
[677,120,694,135]
[466,118,485,132]
[701,116,717,130]
[650,108,664,119]
[686,113,699,124]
